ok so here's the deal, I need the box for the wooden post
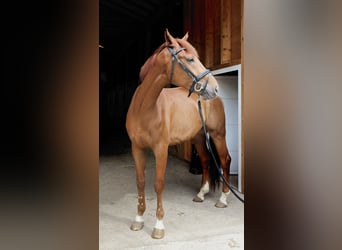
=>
[231,0,241,61]
[204,0,214,68]
[240,0,244,193]
[213,0,222,66]
[220,0,232,64]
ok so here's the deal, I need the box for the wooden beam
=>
[231,0,241,60]
[204,0,215,67]
[198,0,206,59]
[220,0,232,64]
[209,59,241,71]
[240,0,245,194]
[213,0,222,66]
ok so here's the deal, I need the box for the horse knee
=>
[154,179,164,193]
[137,178,145,190]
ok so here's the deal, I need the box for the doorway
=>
[212,64,242,192]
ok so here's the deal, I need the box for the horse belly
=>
[168,108,202,145]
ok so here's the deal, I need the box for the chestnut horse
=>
[126,29,231,239]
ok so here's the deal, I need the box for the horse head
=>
[159,29,219,100]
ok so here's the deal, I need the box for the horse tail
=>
[208,137,221,192]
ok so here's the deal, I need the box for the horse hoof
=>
[151,228,165,239]
[215,201,228,208]
[130,221,144,231]
[192,196,204,202]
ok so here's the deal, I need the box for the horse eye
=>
[186,57,195,63]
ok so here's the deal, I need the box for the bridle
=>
[167,46,212,97]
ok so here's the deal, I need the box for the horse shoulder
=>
[160,88,203,144]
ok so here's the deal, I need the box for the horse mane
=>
[139,38,199,82]
[139,42,168,82]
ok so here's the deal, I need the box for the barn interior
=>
[100,0,184,155]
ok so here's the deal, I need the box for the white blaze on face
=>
[197,181,209,200]
[154,219,165,229]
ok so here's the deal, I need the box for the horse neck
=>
[134,66,169,111]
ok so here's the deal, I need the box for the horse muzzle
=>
[200,84,219,99]
[191,74,219,100]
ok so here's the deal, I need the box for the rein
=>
[167,47,211,97]
[197,99,245,203]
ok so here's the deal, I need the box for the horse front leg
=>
[151,144,168,239]
[192,142,210,202]
[212,136,231,208]
[130,143,146,231]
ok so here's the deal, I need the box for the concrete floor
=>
[99,150,244,250]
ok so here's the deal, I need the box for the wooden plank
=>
[192,0,203,57]
[209,59,241,71]
[204,0,215,67]
[231,0,241,60]
[213,0,222,66]
[221,0,232,64]
[198,0,206,59]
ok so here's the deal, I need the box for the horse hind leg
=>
[192,142,211,202]
[211,136,231,208]
[130,144,146,231]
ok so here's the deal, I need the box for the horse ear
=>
[182,32,189,41]
[165,28,175,44]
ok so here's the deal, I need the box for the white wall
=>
[215,75,239,175]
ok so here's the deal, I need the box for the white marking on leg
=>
[219,191,231,206]
[154,219,164,229]
[197,181,209,200]
[135,215,144,222]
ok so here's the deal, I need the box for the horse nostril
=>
[214,86,219,94]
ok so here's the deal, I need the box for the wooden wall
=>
[183,0,242,69]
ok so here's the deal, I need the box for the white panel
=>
[226,125,238,152]
[229,151,238,175]
[217,76,238,99]
[215,75,238,174]
[224,99,238,125]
